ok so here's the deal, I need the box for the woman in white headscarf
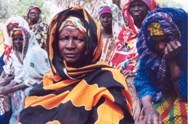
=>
[0,22,50,124]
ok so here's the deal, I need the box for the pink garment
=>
[110,0,157,75]
[99,6,112,16]
[122,0,157,34]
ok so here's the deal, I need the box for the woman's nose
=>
[66,39,75,49]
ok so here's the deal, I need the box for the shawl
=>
[7,26,49,85]
[136,7,187,82]
[20,6,134,124]
[122,0,157,35]
[110,0,157,75]
[3,17,30,62]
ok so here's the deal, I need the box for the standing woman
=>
[20,6,134,124]
[26,6,48,50]
[99,6,116,64]
[110,0,157,121]
[135,8,187,123]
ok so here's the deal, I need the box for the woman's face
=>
[151,35,168,55]
[12,33,24,52]
[129,0,149,22]
[28,9,40,24]
[58,26,86,67]
[99,13,112,29]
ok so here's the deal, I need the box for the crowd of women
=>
[0,0,187,124]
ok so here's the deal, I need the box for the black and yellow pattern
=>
[20,7,134,124]
[147,22,164,36]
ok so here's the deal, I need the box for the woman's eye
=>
[13,38,23,41]
[73,37,84,42]
[60,36,69,41]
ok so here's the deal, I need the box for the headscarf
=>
[10,26,30,60]
[20,7,133,124]
[58,16,86,34]
[4,17,30,62]
[26,6,42,24]
[28,6,41,14]
[48,6,104,79]
[122,0,157,34]
[137,8,186,82]
[7,25,49,85]
[99,6,112,17]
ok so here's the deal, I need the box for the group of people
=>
[0,0,187,124]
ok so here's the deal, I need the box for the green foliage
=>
[0,0,51,23]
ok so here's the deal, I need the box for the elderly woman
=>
[19,6,134,124]
[0,24,50,124]
[135,8,187,123]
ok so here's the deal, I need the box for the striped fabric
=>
[19,7,134,124]
[154,98,188,124]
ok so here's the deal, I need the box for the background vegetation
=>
[0,0,187,23]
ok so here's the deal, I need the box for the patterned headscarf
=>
[122,0,157,34]
[4,17,30,62]
[59,16,86,34]
[47,6,105,79]
[147,22,164,36]
[137,8,186,82]
[10,26,31,60]
[28,6,41,14]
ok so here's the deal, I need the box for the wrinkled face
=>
[28,9,40,23]
[129,0,149,21]
[99,13,112,29]
[151,35,168,55]
[12,33,24,52]
[58,26,86,67]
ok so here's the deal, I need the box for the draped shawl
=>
[20,6,134,124]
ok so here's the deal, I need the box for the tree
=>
[0,0,50,23]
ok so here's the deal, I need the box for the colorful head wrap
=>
[59,16,86,34]
[29,6,41,14]
[12,29,22,36]
[99,6,112,17]
[122,0,157,34]
[11,26,31,59]
[47,6,103,79]
[147,22,164,36]
[137,8,186,82]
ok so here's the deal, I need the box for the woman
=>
[26,6,48,50]
[110,0,157,121]
[135,8,187,123]
[0,25,50,124]
[99,6,116,64]
[19,6,134,124]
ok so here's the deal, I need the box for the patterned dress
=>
[134,8,188,123]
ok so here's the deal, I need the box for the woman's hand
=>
[139,95,162,124]
[0,80,17,95]
[164,40,181,59]
[139,105,161,124]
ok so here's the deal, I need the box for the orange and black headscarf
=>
[20,7,133,124]
[47,6,106,79]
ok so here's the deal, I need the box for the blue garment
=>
[0,53,5,74]
[0,110,12,124]
[134,8,187,101]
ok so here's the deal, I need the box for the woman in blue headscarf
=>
[134,8,187,124]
